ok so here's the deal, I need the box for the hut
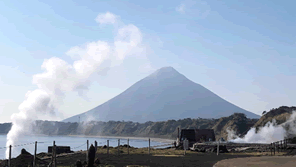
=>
[48,146,71,154]
[178,128,216,147]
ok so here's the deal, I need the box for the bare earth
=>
[214,156,296,167]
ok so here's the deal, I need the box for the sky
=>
[0,0,295,123]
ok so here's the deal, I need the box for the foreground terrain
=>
[0,147,254,167]
[214,156,296,167]
[2,145,296,167]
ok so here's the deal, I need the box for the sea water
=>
[0,135,170,159]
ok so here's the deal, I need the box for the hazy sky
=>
[0,0,295,123]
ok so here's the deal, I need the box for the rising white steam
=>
[226,128,238,141]
[6,12,148,158]
[231,111,296,143]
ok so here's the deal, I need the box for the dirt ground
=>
[2,146,293,167]
[213,156,296,167]
[55,152,253,167]
[51,146,258,167]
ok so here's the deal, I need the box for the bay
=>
[0,135,172,160]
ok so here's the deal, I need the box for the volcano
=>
[63,67,259,123]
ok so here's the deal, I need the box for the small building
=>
[48,146,71,154]
[194,129,216,142]
[178,128,216,147]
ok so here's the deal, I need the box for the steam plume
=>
[231,111,296,143]
[6,12,148,158]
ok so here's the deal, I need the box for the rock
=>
[76,160,82,167]
[88,144,96,167]
[83,161,87,166]
[21,148,31,155]
[94,158,100,165]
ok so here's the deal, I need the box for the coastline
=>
[0,133,175,143]
[67,135,175,143]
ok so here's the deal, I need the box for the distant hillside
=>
[0,113,258,140]
[253,106,296,132]
[63,67,259,123]
[0,123,11,134]
[212,113,258,139]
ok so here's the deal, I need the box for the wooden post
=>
[107,140,109,156]
[51,141,55,166]
[33,141,37,167]
[86,140,89,162]
[87,140,89,151]
[8,145,11,167]
[95,140,97,152]
[118,139,120,156]
[54,142,57,167]
[127,139,129,155]
[217,140,219,156]
[183,139,188,155]
[273,142,275,155]
[148,138,150,155]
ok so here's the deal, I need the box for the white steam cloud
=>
[230,111,296,143]
[6,12,148,158]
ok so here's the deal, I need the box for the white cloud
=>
[114,24,143,60]
[95,12,119,24]
[176,4,186,14]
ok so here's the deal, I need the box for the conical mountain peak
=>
[147,66,183,79]
[63,67,260,123]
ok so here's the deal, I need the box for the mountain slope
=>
[63,67,259,123]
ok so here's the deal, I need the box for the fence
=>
[269,137,295,156]
[1,138,174,167]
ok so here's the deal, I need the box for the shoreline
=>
[67,135,175,143]
[0,134,175,143]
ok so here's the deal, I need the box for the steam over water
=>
[6,12,150,158]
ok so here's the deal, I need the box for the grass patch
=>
[96,146,201,156]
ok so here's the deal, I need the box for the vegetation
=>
[0,113,259,140]
[253,106,296,132]
[1,106,294,141]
